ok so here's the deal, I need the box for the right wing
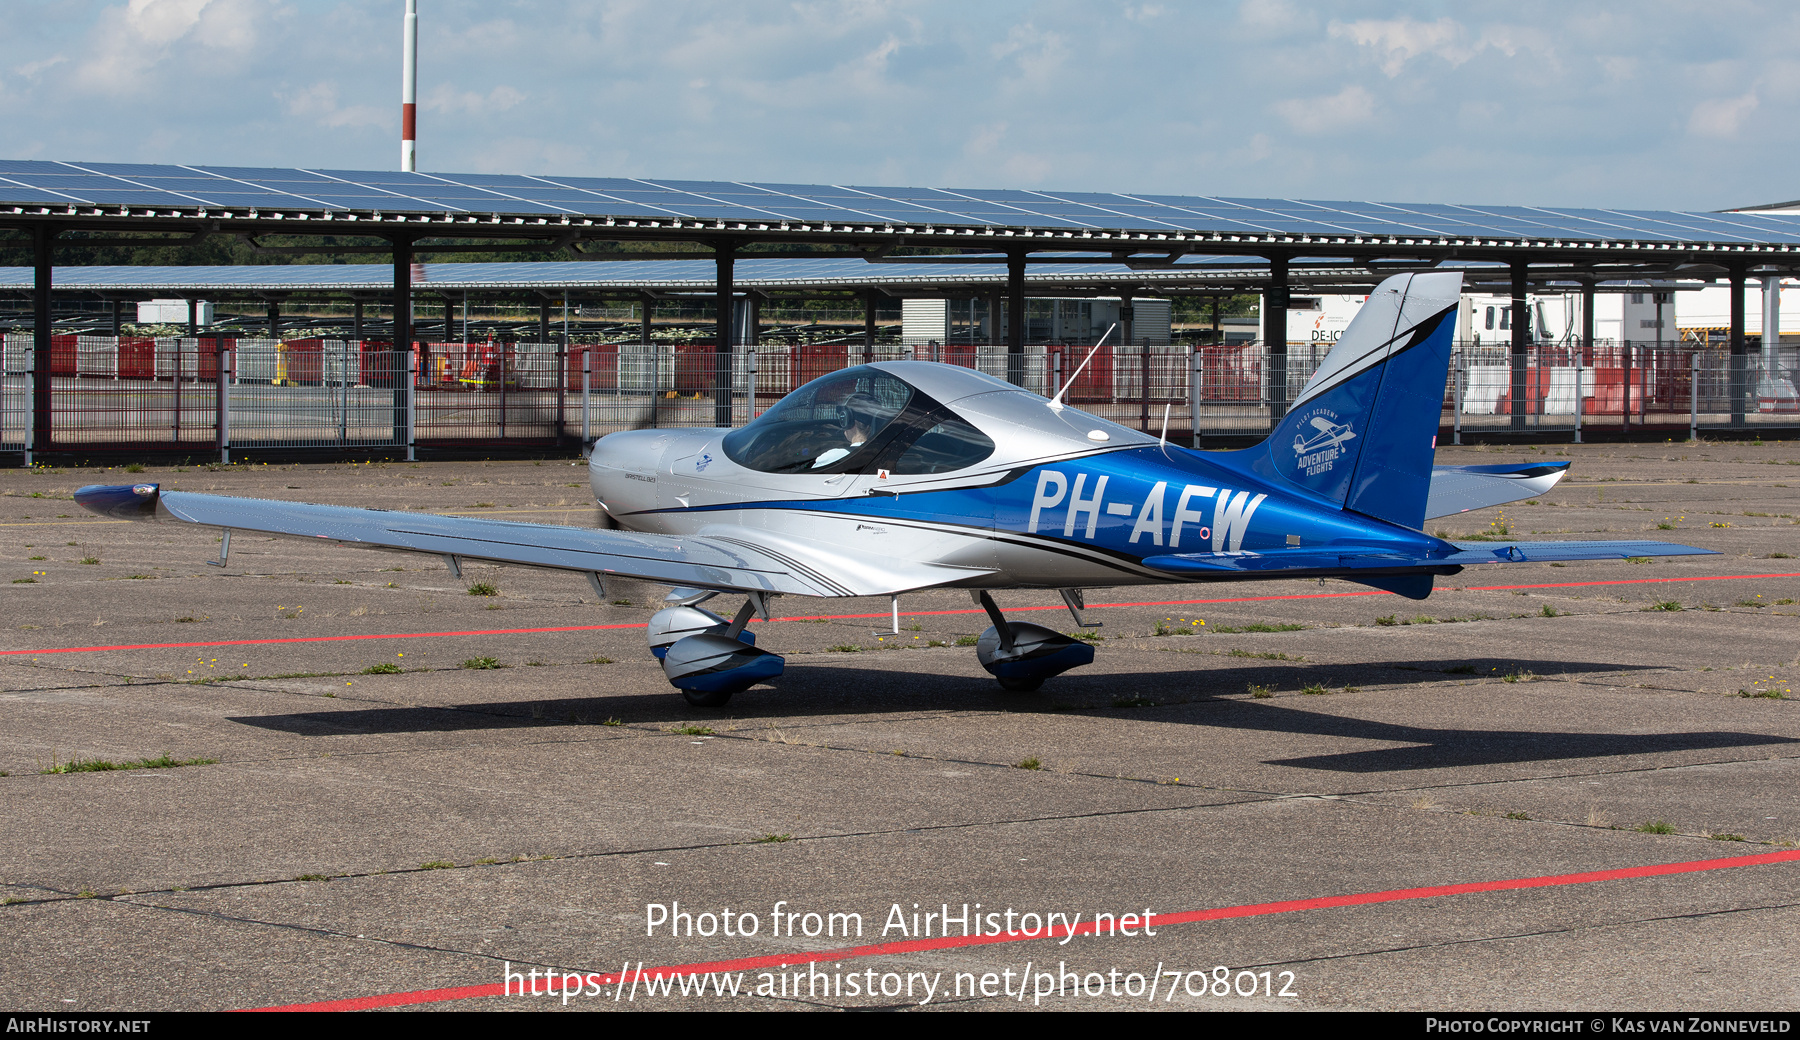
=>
[74,484,980,599]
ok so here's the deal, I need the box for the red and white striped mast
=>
[400,0,418,171]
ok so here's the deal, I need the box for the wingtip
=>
[74,483,161,520]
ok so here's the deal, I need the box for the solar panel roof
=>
[2,160,1798,249]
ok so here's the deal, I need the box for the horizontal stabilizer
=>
[1142,538,1714,577]
[1436,540,1715,565]
[1426,463,1570,520]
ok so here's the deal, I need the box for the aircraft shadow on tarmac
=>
[225,659,1795,773]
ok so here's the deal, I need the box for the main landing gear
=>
[971,591,1095,692]
[648,590,783,708]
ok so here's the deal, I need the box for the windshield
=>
[723,365,995,476]
[723,367,912,474]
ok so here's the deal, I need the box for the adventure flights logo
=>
[1290,408,1357,478]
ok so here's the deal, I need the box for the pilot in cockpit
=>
[812,392,888,469]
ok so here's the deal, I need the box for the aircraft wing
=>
[1141,539,1713,577]
[73,484,980,599]
[1425,462,1570,520]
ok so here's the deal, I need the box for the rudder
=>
[1252,272,1461,530]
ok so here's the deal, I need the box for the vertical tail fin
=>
[1254,272,1461,530]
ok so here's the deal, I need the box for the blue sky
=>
[2,1,1793,212]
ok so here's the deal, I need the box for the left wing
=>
[74,484,983,598]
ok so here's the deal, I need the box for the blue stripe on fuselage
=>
[627,445,1446,565]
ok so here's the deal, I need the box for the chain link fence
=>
[3,335,1797,462]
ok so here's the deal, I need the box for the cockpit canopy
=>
[722,366,996,475]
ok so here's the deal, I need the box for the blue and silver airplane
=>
[76,272,1712,707]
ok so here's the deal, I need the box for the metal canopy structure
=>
[3,160,1800,256]
[4,158,1796,441]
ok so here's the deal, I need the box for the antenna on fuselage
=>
[1048,323,1116,412]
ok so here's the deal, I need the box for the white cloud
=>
[282,82,386,131]
[1329,17,1473,76]
[1275,85,1375,135]
[1689,91,1758,139]
[423,84,526,117]
[73,0,261,94]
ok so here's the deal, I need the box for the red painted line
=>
[7,571,1796,659]
[242,848,1800,1011]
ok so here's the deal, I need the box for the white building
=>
[902,297,1171,346]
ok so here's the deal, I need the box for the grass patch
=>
[294,874,330,882]
[461,657,504,670]
[1224,648,1301,661]
[79,557,98,565]
[671,725,714,736]
[1211,623,1306,634]
[419,860,454,870]
[827,643,864,653]
[1739,688,1787,699]
[361,663,402,674]
[466,582,498,597]
[1013,756,1043,770]
[955,635,979,647]
[1375,614,1397,626]
[12,578,36,584]
[1710,833,1746,842]
[1627,557,1652,565]
[1540,604,1559,618]
[1066,630,1103,642]
[602,717,623,726]
[755,833,793,843]
[1635,820,1676,835]
[1248,684,1273,699]
[1767,553,1792,560]
[1644,601,1682,612]
[584,656,614,665]
[1300,682,1328,695]
[1505,811,1531,821]
[1501,669,1537,683]
[41,753,218,774]
[611,599,632,606]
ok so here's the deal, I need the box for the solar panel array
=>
[0,256,1260,293]
[3,159,1799,246]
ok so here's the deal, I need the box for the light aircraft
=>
[76,272,1712,707]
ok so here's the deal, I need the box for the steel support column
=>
[1263,255,1289,419]
[110,299,122,338]
[639,292,654,345]
[31,225,54,455]
[187,298,198,337]
[443,295,455,343]
[1510,262,1529,430]
[391,234,415,451]
[714,241,736,427]
[266,299,280,340]
[1006,251,1027,386]
[1730,263,1747,425]
[1579,281,1594,444]
[862,290,876,364]
[1120,290,1135,348]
